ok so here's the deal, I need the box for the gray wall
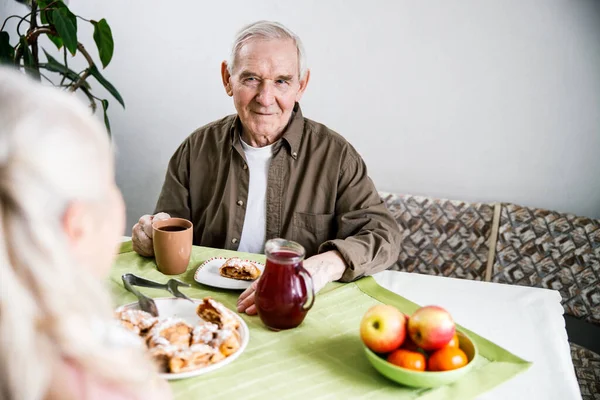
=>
[2,1,600,232]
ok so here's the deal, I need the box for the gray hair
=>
[0,68,161,399]
[227,20,308,80]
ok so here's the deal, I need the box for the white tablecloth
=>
[373,270,582,400]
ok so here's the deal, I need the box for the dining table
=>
[111,238,582,400]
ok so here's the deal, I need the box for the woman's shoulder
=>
[56,359,171,400]
[57,360,132,400]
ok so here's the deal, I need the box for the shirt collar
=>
[230,103,304,159]
[280,103,304,158]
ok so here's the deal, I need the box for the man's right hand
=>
[131,212,171,257]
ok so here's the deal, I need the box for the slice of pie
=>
[218,257,261,281]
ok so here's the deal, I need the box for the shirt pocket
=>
[292,212,335,255]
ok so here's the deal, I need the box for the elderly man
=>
[132,20,401,315]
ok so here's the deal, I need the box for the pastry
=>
[146,318,192,350]
[149,345,177,372]
[218,257,261,281]
[191,321,240,357]
[213,328,241,356]
[115,309,158,336]
[196,297,240,330]
[191,321,219,345]
[169,344,216,373]
[115,298,242,374]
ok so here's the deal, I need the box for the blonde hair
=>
[228,20,308,80]
[0,68,160,400]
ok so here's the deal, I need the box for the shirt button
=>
[292,152,298,159]
[237,200,244,206]
[243,163,248,170]
[231,238,238,244]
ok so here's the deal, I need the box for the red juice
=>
[255,250,314,330]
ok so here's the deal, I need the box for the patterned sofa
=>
[379,192,600,399]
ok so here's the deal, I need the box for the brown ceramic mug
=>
[152,217,193,275]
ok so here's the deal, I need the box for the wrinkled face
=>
[222,38,309,143]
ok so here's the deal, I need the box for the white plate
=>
[194,257,264,290]
[116,297,249,380]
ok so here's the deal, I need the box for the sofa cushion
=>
[379,192,494,280]
[491,203,600,325]
[570,342,600,400]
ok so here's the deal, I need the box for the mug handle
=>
[298,267,315,311]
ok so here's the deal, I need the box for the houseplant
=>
[0,0,123,134]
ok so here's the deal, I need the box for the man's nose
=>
[255,81,275,106]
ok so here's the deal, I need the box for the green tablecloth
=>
[110,242,531,399]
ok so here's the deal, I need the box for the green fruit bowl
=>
[364,330,478,388]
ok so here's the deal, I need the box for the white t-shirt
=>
[237,138,274,254]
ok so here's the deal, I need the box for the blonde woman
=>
[0,68,172,400]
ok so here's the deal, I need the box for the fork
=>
[122,273,195,303]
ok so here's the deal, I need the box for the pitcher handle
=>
[298,267,315,311]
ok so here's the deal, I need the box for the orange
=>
[445,333,459,349]
[428,347,468,371]
[387,349,426,371]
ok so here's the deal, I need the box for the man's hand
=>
[237,280,259,315]
[131,212,171,257]
[236,250,346,315]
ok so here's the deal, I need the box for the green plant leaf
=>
[92,19,114,69]
[39,0,73,25]
[47,34,63,50]
[52,8,77,55]
[41,48,90,89]
[40,1,74,50]
[89,65,125,108]
[42,48,69,74]
[39,0,52,25]
[40,12,49,25]
[101,99,111,135]
[58,3,78,32]
[0,32,15,64]
[38,0,56,12]
[19,35,34,67]
[19,35,40,80]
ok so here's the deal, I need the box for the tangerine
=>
[387,349,426,371]
[445,333,459,349]
[428,347,468,371]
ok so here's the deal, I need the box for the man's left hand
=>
[236,250,346,315]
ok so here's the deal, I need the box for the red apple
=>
[360,305,406,353]
[407,306,455,351]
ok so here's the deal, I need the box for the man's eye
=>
[276,79,288,85]
[246,77,256,81]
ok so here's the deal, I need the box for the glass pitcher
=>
[255,238,315,330]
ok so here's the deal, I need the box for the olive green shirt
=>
[155,104,401,281]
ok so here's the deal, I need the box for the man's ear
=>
[295,69,310,102]
[221,61,233,97]
[62,201,92,248]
